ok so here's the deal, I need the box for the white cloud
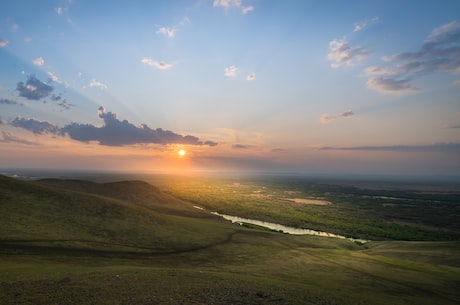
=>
[47,72,68,87]
[246,72,256,81]
[89,79,108,89]
[320,110,354,123]
[47,72,60,83]
[55,7,63,15]
[156,27,177,38]
[0,40,8,48]
[142,57,173,70]
[224,66,237,77]
[328,38,371,68]
[213,0,254,14]
[213,0,242,8]
[242,6,254,14]
[353,16,380,33]
[33,57,45,66]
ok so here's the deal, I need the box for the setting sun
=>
[178,149,186,157]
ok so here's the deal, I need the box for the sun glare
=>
[178,149,186,157]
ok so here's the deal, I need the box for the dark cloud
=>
[10,117,62,135]
[232,144,250,149]
[9,107,218,147]
[321,110,355,123]
[50,94,62,101]
[366,21,460,93]
[319,143,460,152]
[0,98,21,105]
[16,75,54,100]
[61,107,216,146]
[57,99,74,110]
[204,140,218,147]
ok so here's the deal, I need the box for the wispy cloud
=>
[366,77,419,94]
[452,79,460,86]
[0,131,39,145]
[241,6,254,14]
[142,57,173,70]
[0,40,8,48]
[47,72,60,83]
[232,144,250,149]
[156,27,177,38]
[365,21,460,94]
[319,143,460,152]
[320,110,354,123]
[213,0,254,14]
[353,16,380,33]
[55,7,63,15]
[224,65,237,77]
[246,72,256,81]
[9,107,218,147]
[328,38,371,68]
[89,79,108,89]
[33,57,45,66]
[16,75,54,100]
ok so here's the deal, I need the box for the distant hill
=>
[36,178,211,217]
[0,175,234,254]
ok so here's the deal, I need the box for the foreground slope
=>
[1,174,460,305]
[0,175,233,253]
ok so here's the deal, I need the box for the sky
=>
[0,0,459,175]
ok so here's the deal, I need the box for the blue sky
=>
[1,0,459,175]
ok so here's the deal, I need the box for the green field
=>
[1,173,459,305]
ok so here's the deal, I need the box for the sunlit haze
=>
[1,0,459,176]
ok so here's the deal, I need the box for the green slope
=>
[1,174,460,305]
[0,175,234,253]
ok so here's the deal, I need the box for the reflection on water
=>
[211,212,368,243]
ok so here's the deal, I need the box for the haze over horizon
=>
[1,0,459,175]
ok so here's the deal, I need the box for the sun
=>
[178,149,186,157]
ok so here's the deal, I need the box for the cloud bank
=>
[9,107,217,147]
[366,21,460,94]
[319,143,460,153]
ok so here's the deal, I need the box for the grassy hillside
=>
[0,175,234,253]
[1,174,459,305]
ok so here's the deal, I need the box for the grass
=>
[1,173,460,305]
[150,175,460,241]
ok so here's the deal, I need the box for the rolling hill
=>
[1,174,459,305]
[0,174,234,254]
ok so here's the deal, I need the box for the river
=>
[210,211,369,243]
